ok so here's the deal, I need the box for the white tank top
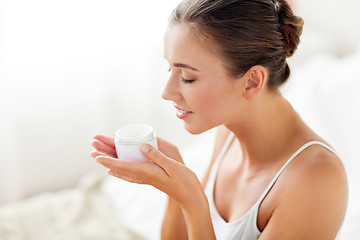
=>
[204,133,340,240]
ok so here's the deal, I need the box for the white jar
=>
[114,124,158,162]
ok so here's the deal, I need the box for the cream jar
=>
[114,124,157,162]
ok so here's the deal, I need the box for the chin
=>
[183,122,213,135]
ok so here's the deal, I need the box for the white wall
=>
[296,0,360,56]
[0,0,359,204]
[0,0,187,203]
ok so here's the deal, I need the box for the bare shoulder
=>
[283,145,348,195]
[200,126,232,187]
[260,145,348,239]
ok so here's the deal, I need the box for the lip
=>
[173,104,193,120]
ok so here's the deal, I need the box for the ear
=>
[243,65,267,101]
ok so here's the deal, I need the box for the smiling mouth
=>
[177,109,191,114]
[174,105,193,119]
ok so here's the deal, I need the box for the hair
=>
[169,0,304,89]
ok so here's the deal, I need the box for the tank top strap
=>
[256,141,338,204]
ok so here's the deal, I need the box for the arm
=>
[258,151,348,240]
[158,138,187,240]
[161,197,188,240]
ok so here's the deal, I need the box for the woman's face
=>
[163,24,246,134]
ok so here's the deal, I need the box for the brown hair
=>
[169,0,304,89]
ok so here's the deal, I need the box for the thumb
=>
[140,144,174,169]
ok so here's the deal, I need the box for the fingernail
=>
[107,170,113,176]
[95,156,101,163]
[140,144,151,153]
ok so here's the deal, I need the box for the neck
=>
[225,92,303,168]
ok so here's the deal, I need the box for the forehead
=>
[164,24,199,59]
[163,24,223,68]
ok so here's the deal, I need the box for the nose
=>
[161,75,182,102]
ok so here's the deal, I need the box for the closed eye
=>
[181,77,195,84]
[168,67,195,84]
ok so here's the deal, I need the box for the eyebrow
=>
[173,63,200,72]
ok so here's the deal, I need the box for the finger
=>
[91,139,117,158]
[90,150,106,159]
[95,155,122,169]
[140,144,176,172]
[95,155,146,174]
[96,155,168,184]
[92,134,115,148]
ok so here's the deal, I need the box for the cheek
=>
[188,87,230,112]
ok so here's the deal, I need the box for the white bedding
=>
[0,171,144,240]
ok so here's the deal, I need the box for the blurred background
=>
[0,0,359,206]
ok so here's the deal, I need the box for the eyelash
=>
[181,77,195,84]
[168,68,195,84]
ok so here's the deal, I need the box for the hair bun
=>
[277,0,304,57]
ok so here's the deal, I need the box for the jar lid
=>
[115,124,156,145]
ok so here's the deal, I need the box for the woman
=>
[91,0,348,239]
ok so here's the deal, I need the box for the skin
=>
[91,24,348,239]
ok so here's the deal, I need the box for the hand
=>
[91,134,183,163]
[90,135,205,210]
